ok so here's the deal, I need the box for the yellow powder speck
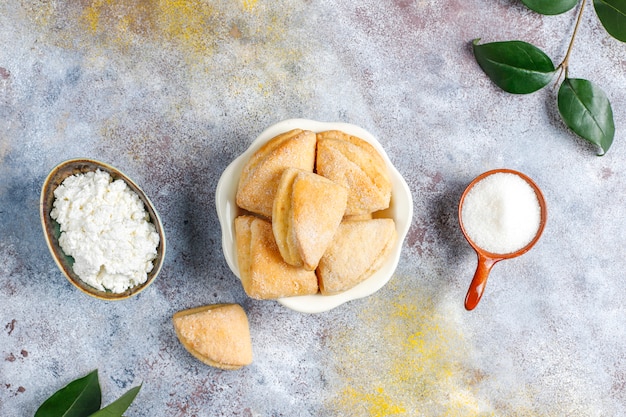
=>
[325,278,492,416]
[157,0,218,53]
[73,0,221,55]
[22,0,313,162]
[21,0,56,27]
[341,386,406,417]
[242,0,258,12]
[25,0,301,80]
[82,0,107,34]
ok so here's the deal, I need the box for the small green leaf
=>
[521,0,578,15]
[558,78,615,155]
[472,39,556,94]
[594,0,626,42]
[88,385,142,417]
[35,370,102,417]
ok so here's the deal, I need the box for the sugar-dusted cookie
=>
[272,168,347,271]
[317,218,396,295]
[235,215,318,299]
[316,130,391,216]
[173,304,253,370]
[236,129,316,218]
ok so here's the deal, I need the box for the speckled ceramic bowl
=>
[40,159,166,300]
[216,119,413,313]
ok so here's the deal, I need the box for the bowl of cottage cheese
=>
[40,159,166,300]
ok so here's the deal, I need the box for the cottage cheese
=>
[50,169,160,293]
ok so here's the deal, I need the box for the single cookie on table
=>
[236,129,316,219]
[316,130,392,216]
[317,218,397,295]
[172,304,253,370]
[272,168,347,271]
[235,215,318,299]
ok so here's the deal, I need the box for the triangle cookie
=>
[236,129,316,218]
[317,218,397,295]
[273,168,348,271]
[316,130,391,216]
[235,215,318,299]
[173,304,253,370]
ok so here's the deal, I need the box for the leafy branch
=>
[34,370,141,417]
[473,0,625,155]
[556,0,586,81]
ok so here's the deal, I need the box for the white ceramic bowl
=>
[216,119,413,313]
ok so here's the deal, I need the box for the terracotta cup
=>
[458,169,547,311]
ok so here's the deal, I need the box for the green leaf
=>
[521,0,578,15]
[594,0,626,42]
[35,370,102,417]
[88,385,142,417]
[558,78,615,155]
[472,39,556,94]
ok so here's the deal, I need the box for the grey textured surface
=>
[2,1,626,416]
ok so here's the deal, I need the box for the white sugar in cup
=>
[461,172,541,254]
[459,169,547,310]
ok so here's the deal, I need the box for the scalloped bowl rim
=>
[215,119,413,313]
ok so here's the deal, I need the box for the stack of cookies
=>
[235,129,397,298]
[171,128,398,370]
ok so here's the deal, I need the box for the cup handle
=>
[465,254,498,310]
